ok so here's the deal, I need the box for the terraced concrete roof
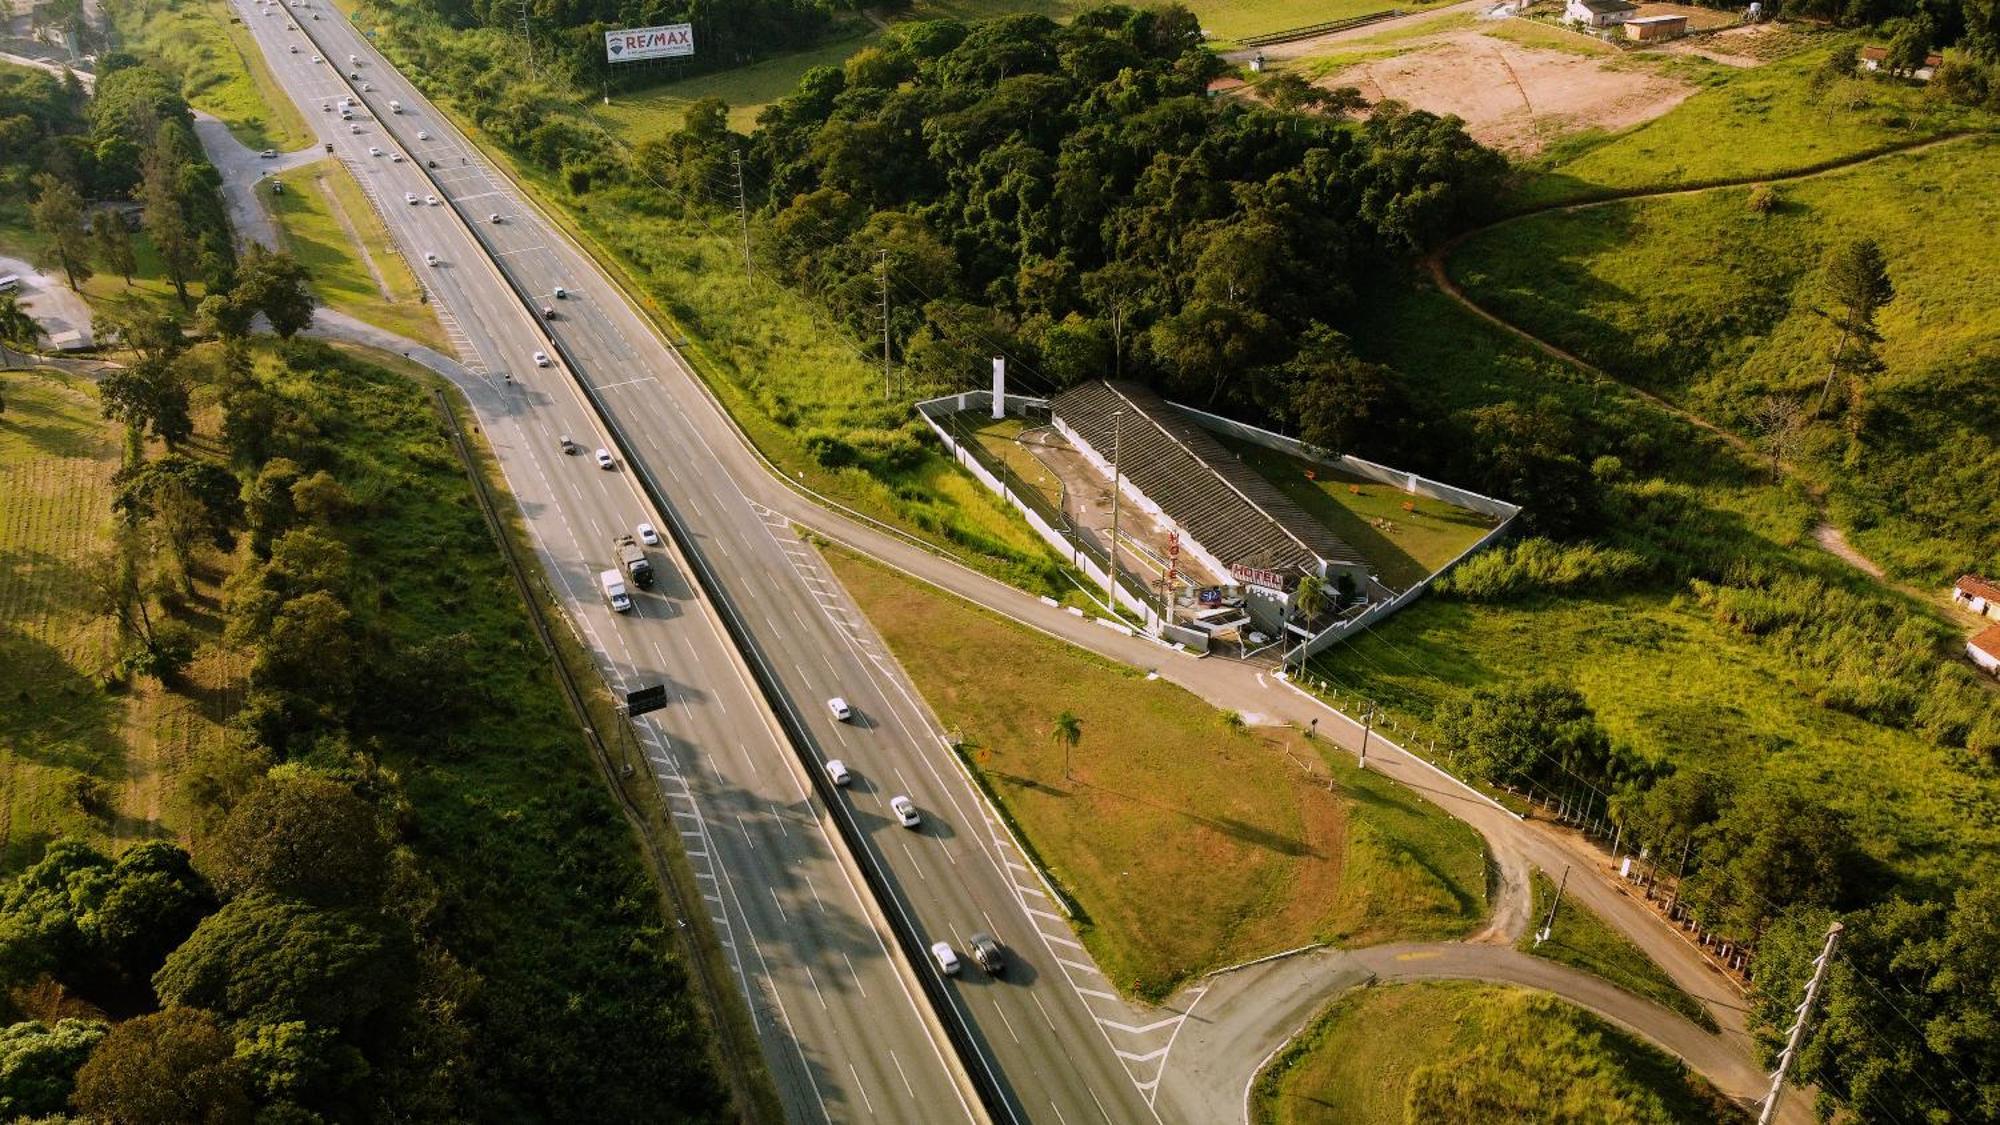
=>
[1052,381,1361,577]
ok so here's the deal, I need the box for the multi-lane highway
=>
[225,6,983,1120]
[232,4,1180,1121]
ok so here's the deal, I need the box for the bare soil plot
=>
[1317,21,1698,153]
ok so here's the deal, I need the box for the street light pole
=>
[1103,408,1126,611]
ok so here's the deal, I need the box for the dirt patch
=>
[1656,19,1815,66]
[1323,24,1697,153]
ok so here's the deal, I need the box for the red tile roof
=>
[1971,625,2000,661]
[1957,575,2000,602]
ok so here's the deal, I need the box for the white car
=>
[891,796,920,828]
[424,253,439,266]
[288,44,298,53]
[404,192,419,205]
[931,941,960,975]
[360,81,372,90]
[532,351,549,367]
[425,194,438,206]
[259,148,275,158]
[595,448,615,470]
[390,152,404,163]
[311,55,322,64]
[417,130,430,140]
[827,697,852,722]
[349,53,358,64]
[489,213,503,224]
[826,759,851,787]
[349,123,360,133]
[635,522,660,546]
[367,145,381,156]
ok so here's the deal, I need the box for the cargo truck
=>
[614,535,654,589]
[599,569,632,613]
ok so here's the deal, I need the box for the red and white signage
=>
[1230,563,1289,593]
[605,24,694,63]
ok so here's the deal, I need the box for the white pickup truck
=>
[599,569,632,613]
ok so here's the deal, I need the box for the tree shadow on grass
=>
[0,629,127,780]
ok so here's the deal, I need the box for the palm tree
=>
[1052,711,1083,780]
[1287,574,1327,673]
[0,293,43,373]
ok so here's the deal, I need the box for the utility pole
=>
[1758,921,1843,1125]
[1103,408,1126,610]
[878,249,891,400]
[1358,705,1374,770]
[1534,864,1570,946]
[731,150,751,279]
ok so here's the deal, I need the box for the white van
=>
[389,99,403,114]
[600,569,632,613]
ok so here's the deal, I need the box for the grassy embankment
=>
[1453,136,2000,579]
[1251,982,1746,1125]
[0,370,232,867]
[266,162,449,349]
[105,0,313,151]
[340,34,1070,595]
[1520,871,1714,1030]
[822,543,1488,1001]
[1324,279,2000,893]
[1508,37,1997,209]
[1226,441,1499,590]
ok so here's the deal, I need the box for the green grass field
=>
[0,369,234,868]
[1329,279,1999,892]
[267,163,448,349]
[1252,982,1744,1124]
[1452,135,2000,577]
[594,0,1442,144]
[1520,871,1714,1030]
[1227,441,1501,590]
[108,0,314,152]
[1509,38,1998,209]
[0,204,211,322]
[823,543,1488,1000]
[598,30,881,138]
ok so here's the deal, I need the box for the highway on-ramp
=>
[221,7,982,1121]
[234,4,1172,1122]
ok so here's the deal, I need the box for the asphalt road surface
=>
[234,4,1172,1121]
[219,10,982,1120]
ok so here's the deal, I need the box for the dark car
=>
[968,932,1004,975]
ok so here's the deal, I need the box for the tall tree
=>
[0,292,43,365]
[70,1006,251,1125]
[230,244,315,338]
[100,355,193,448]
[1815,238,1893,414]
[29,173,92,291]
[140,128,197,308]
[91,210,136,286]
[1051,710,1083,779]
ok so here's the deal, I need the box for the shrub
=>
[1436,538,1647,601]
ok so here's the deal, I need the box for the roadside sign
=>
[625,684,668,716]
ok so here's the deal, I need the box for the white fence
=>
[914,391,1161,630]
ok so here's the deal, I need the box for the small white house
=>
[1567,0,1639,26]
[1969,626,2000,677]
[1952,575,2000,621]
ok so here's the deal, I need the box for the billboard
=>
[605,23,694,62]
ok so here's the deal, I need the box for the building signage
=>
[1230,563,1289,593]
[604,23,694,62]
